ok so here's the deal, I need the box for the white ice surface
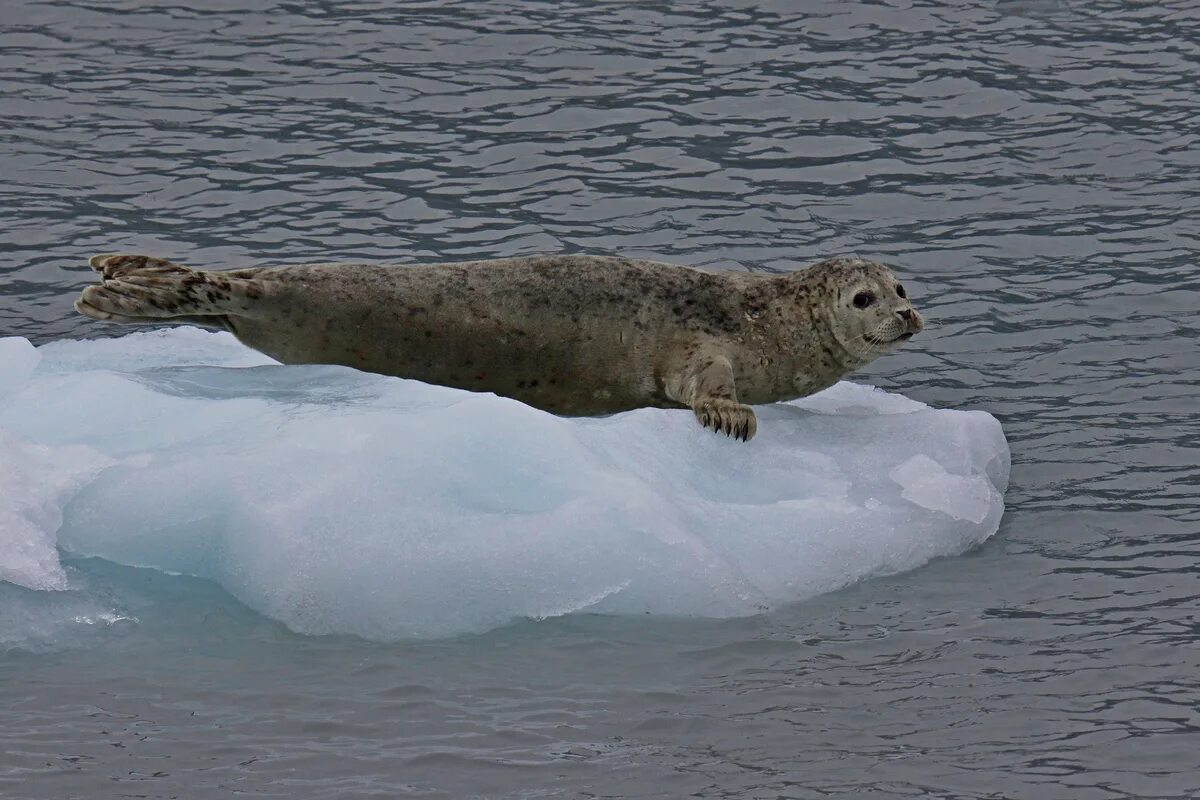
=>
[0,329,1010,640]
[0,337,39,399]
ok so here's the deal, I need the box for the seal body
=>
[76,254,923,441]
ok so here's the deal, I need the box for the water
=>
[1,0,1197,797]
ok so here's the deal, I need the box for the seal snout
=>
[896,307,923,335]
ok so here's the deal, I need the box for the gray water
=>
[2,0,1199,797]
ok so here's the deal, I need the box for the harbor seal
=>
[75,253,923,441]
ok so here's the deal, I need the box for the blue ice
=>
[0,329,1009,640]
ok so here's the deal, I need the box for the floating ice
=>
[0,329,1009,640]
[0,431,112,590]
[0,337,39,398]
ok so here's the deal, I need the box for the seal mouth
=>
[868,331,915,346]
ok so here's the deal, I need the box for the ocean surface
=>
[1,0,1198,798]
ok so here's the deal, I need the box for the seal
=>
[75,253,923,441]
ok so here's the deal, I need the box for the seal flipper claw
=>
[691,399,756,441]
[666,352,758,443]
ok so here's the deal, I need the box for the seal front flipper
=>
[666,352,758,442]
[76,253,265,331]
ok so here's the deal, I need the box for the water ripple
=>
[2,0,1198,797]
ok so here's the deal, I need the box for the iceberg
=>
[0,328,1009,640]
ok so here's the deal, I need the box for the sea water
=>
[2,0,1197,796]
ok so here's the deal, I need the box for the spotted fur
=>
[76,253,923,442]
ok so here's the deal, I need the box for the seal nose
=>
[896,307,922,334]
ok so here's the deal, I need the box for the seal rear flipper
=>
[88,253,190,280]
[76,253,267,330]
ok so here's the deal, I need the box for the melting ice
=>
[0,328,1009,640]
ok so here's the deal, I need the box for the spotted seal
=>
[75,253,923,441]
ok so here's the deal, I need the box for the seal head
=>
[804,257,924,371]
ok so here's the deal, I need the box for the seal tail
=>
[75,254,264,330]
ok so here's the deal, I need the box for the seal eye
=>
[896,284,906,299]
[852,292,875,309]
